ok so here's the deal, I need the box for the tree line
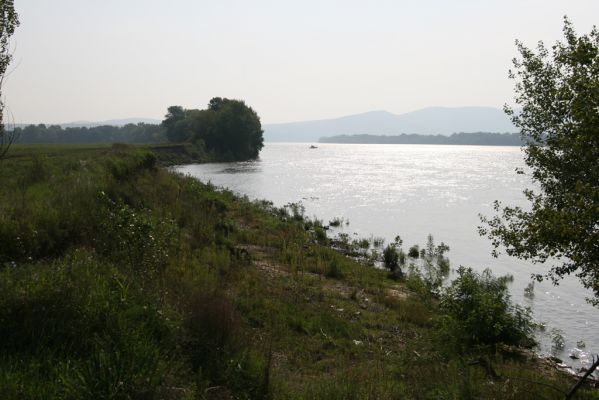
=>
[319,132,523,145]
[13,97,265,162]
[14,123,166,144]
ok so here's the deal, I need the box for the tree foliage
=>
[14,123,166,144]
[479,19,599,304]
[162,98,264,161]
[0,0,19,161]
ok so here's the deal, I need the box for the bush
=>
[439,267,535,351]
[184,291,268,398]
[105,149,157,181]
[408,245,419,258]
[383,244,398,270]
[95,192,177,275]
[326,257,343,279]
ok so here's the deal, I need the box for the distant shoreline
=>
[318,132,522,146]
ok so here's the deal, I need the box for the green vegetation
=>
[0,144,595,399]
[14,123,165,144]
[480,19,599,305]
[11,97,265,164]
[163,97,264,161]
[439,267,536,353]
[382,236,405,280]
[0,0,19,160]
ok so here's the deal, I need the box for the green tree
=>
[163,105,192,143]
[207,99,263,160]
[0,0,19,161]
[479,19,599,305]
[162,98,264,161]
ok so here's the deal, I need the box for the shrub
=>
[184,291,267,398]
[326,257,343,279]
[383,244,399,271]
[105,148,157,181]
[383,244,403,280]
[185,292,241,369]
[313,225,328,245]
[408,245,419,258]
[439,267,535,351]
[419,235,450,293]
[95,192,177,275]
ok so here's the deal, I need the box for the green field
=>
[0,145,594,399]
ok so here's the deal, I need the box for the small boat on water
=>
[309,145,318,149]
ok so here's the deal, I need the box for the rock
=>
[549,356,563,364]
[569,348,584,359]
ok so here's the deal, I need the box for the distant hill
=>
[263,107,517,142]
[319,132,523,146]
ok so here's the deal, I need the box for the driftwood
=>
[565,355,599,400]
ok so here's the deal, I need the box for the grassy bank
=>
[0,144,595,399]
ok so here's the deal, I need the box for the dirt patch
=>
[254,260,291,278]
[386,286,410,300]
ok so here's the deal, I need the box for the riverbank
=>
[0,144,595,399]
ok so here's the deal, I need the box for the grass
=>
[0,143,596,399]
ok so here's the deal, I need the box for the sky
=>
[3,0,598,124]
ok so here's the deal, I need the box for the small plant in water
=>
[383,238,404,280]
[524,281,535,299]
[372,236,385,249]
[550,329,565,353]
[328,217,344,227]
[284,202,306,221]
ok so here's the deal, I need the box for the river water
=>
[176,142,597,370]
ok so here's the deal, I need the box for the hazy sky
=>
[3,1,598,124]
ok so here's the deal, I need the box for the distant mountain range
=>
[14,107,517,144]
[264,106,517,142]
